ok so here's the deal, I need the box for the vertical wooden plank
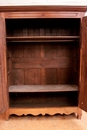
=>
[28,69,41,85]
[24,43,31,58]
[56,44,62,57]
[45,28,50,36]
[56,42,74,84]
[34,28,40,36]
[11,43,24,85]
[61,68,73,84]
[79,17,87,112]
[27,69,34,85]
[41,68,45,85]
[57,68,62,84]
[0,66,1,79]
[45,68,57,84]
[7,44,13,87]
[24,69,29,85]
[23,28,28,36]
[24,43,41,84]
[57,43,73,57]
[40,28,44,36]
[31,44,41,58]
[0,16,8,113]
[0,65,3,111]
[41,44,45,85]
[0,78,4,113]
[56,27,61,36]
[34,69,41,85]
[45,43,57,58]
[51,28,57,36]
[21,43,29,84]
[25,69,41,85]
[24,43,41,58]
[28,28,34,36]
[57,68,73,84]
[45,43,57,85]
[12,43,24,58]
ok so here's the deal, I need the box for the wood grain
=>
[0,17,8,113]
[79,16,87,112]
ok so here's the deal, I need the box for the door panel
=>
[79,16,87,111]
[0,17,8,113]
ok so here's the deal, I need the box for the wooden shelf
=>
[6,36,79,42]
[9,84,78,93]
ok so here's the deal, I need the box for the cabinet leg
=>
[5,109,9,121]
[77,108,82,119]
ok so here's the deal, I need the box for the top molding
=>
[0,6,87,12]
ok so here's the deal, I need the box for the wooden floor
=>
[0,110,87,130]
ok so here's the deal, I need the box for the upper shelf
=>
[9,84,78,93]
[6,36,79,42]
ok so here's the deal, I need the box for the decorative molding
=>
[5,107,82,120]
[0,6,87,12]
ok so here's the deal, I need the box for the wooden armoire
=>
[0,6,87,120]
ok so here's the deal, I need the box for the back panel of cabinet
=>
[7,42,79,86]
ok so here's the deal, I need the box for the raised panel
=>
[56,43,73,57]
[11,44,24,58]
[25,69,41,85]
[45,68,57,84]
[12,69,24,85]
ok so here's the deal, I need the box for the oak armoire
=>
[0,6,87,120]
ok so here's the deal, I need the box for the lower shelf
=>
[10,92,78,108]
[7,91,80,120]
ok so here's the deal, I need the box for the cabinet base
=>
[5,107,82,120]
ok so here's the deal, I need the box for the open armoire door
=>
[79,16,87,112]
[0,17,8,113]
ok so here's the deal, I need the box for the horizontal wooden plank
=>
[7,40,77,43]
[9,84,78,92]
[7,36,79,39]
[6,36,79,42]
[12,62,72,69]
[12,57,72,63]
[0,6,87,12]
[12,57,73,68]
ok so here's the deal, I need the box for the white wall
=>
[0,0,87,6]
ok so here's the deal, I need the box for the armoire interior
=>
[6,18,80,109]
